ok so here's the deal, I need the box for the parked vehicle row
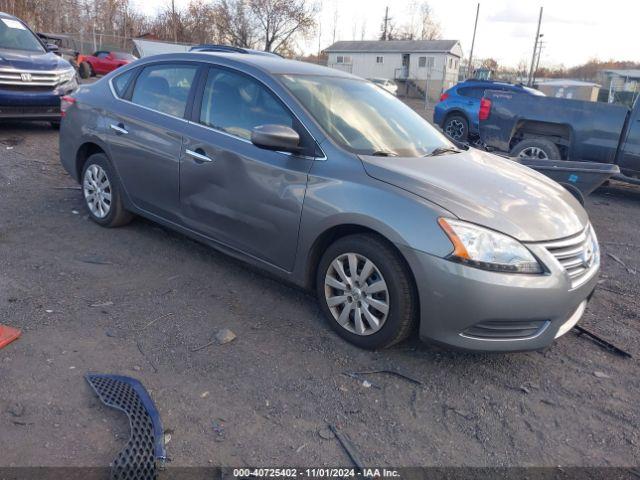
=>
[59,49,600,352]
[433,79,544,142]
[478,90,640,183]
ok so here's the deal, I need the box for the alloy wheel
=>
[324,253,390,336]
[445,119,465,139]
[518,146,549,160]
[83,164,112,219]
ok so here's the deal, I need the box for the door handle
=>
[186,148,213,163]
[110,123,128,135]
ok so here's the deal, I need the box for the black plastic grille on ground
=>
[86,374,166,480]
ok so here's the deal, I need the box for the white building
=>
[324,40,463,100]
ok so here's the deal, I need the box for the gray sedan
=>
[59,51,599,351]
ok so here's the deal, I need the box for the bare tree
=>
[248,0,316,52]
[214,0,258,48]
[417,1,440,40]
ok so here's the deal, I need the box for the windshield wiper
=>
[371,150,398,157]
[424,147,462,157]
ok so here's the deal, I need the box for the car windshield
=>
[280,74,452,157]
[113,52,137,60]
[0,17,44,52]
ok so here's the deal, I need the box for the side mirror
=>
[46,43,59,52]
[251,124,301,153]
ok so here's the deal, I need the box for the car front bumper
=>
[0,80,77,120]
[399,240,599,352]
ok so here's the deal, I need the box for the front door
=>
[619,102,640,174]
[180,66,316,271]
[105,62,200,221]
[401,54,410,79]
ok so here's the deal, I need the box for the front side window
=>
[199,67,294,141]
[131,64,198,117]
[0,17,44,52]
[281,74,451,157]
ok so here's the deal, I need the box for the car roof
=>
[0,11,18,19]
[459,79,525,89]
[133,51,360,79]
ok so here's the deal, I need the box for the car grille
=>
[462,320,549,340]
[0,68,64,89]
[541,226,599,289]
[0,105,60,116]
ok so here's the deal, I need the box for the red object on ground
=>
[0,324,21,349]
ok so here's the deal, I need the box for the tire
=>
[50,121,60,129]
[443,114,469,142]
[316,234,418,350]
[78,61,92,79]
[510,138,561,160]
[81,153,134,227]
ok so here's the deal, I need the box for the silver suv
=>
[59,51,599,351]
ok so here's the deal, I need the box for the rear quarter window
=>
[130,64,198,117]
[457,87,485,99]
[112,68,137,98]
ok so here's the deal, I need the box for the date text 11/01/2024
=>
[232,468,400,478]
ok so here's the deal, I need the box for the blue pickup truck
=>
[0,12,77,127]
[479,90,640,183]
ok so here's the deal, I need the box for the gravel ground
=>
[0,119,639,469]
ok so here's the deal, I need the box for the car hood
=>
[360,148,588,242]
[0,49,71,71]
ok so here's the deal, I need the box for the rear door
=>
[456,86,483,131]
[619,102,640,174]
[180,66,316,271]
[104,62,201,222]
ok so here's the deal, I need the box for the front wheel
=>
[81,153,134,227]
[316,234,418,349]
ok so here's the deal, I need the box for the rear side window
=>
[457,87,485,99]
[112,68,136,98]
[199,67,293,141]
[131,64,198,117]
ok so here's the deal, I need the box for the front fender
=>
[292,167,455,286]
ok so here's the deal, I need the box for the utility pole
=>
[467,3,479,79]
[527,7,543,86]
[382,6,390,41]
[317,1,322,64]
[532,40,544,86]
[332,6,338,44]
[171,0,177,44]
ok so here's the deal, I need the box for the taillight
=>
[60,95,76,117]
[479,98,492,121]
[439,92,449,102]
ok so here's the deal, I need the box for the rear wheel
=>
[78,61,92,79]
[81,153,133,227]
[316,234,418,350]
[443,114,469,142]
[50,121,60,129]
[511,138,561,160]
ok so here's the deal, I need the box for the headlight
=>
[438,218,542,273]
[58,68,76,84]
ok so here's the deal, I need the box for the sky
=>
[131,0,639,68]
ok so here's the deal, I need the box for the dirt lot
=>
[0,119,639,470]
